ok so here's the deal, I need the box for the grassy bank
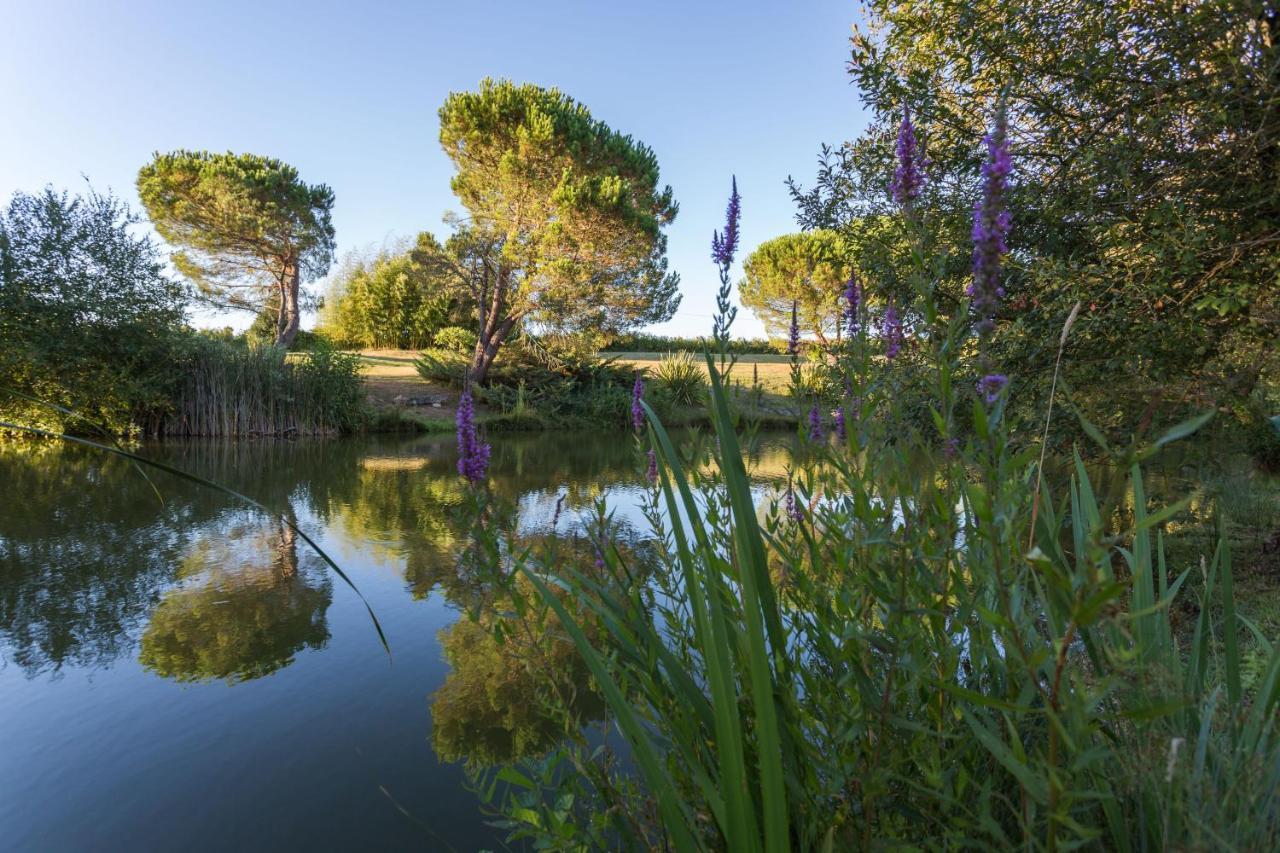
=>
[355,348,808,434]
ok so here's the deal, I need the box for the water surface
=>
[1,431,791,851]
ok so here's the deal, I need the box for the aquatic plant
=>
[631,375,646,432]
[710,177,742,351]
[890,112,923,206]
[969,109,1012,336]
[455,390,490,483]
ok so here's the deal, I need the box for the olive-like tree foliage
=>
[0,186,187,433]
[789,1,1280,438]
[317,233,471,349]
[137,151,335,348]
[740,231,852,346]
[437,79,681,383]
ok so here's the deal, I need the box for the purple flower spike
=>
[808,404,823,441]
[711,177,742,267]
[978,373,1008,404]
[843,275,861,339]
[456,390,490,484]
[631,374,645,431]
[785,483,803,522]
[646,449,658,485]
[970,111,1012,336]
[881,303,903,360]
[834,407,847,441]
[891,112,924,206]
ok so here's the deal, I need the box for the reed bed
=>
[149,340,363,437]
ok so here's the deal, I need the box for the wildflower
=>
[646,449,658,485]
[843,275,861,339]
[969,110,1012,335]
[881,303,903,360]
[711,178,742,345]
[710,176,742,267]
[978,373,1008,403]
[784,483,803,522]
[833,406,847,441]
[891,112,924,206]
[787,300,800,356]
[631,374,645,431]
[808,404,823,441]
[455,389,490,483]
[943,437,960,458]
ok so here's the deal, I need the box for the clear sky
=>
[0,0,867,338]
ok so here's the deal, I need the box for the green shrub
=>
[653,351,705,406]
[434,326,478,355]
[317,233,472,349]
[0,186,187,436]
[414,348,470,386]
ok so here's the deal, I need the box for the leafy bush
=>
[652,351,705,406]
[0,186,187,435]
[317,233,472,349]
[434,326,478,355]
[414,348,470,386]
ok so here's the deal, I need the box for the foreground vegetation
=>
[445,72,1280,845]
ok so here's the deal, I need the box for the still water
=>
[0,431,791,851]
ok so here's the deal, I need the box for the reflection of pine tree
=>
[138,503,331,684]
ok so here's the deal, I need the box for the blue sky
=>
[0,1,867,338]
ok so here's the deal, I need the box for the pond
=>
[0,431,793,851]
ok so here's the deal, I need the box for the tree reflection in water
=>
[0,431,795,769]
[139,510,331,683]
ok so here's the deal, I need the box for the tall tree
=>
[790,0,1280,433]
[740,230,852,346]
[436,79,681,383]
[137,151,335,348]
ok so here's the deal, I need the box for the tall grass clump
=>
[653,351,706,406]
[152,338,364,437]
[453,106,1280,850]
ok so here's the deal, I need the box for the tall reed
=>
[149,339,363,437]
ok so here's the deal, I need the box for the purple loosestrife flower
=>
[711,177,742,267]
[843,275,861,339]
[646,449,658,485]
[808,404,823,441]
[787,300,800,356]
[833,407,847,442]
[891,112,924,206]
[455,390,490,484]
[978,374,1008,404]
[881,303,903,360]
[711,178,742,346]
[631,374,645,431]
[969,111,1012,336]
[784,483,803,522]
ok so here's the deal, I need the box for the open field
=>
[610,352,797,394]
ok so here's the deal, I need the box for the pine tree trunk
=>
[275,261,301,348]
[469,316,516,385]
